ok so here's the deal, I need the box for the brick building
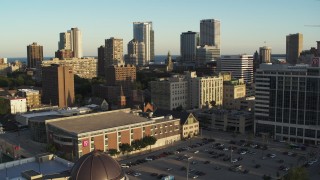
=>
[44,109,180,160]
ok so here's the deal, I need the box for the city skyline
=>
[1,0,319,57]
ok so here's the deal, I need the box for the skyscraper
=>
[180,31,199,62]
[200,19,220,48]
[59,28,83,58]
[27,42,43,68]
[105,37,124,67]
[259,46,272,63]
[125,39,145,66]
[133,22,154,64]
[42,64,75,108]
[286,33,303,65]
[70,28,83,58]
[97,45,105,77]
[58,32,72,50]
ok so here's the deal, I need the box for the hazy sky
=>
[1,0,319,57]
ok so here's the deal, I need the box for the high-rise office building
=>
[58,32,72,50]
[255,63,320,145]
[70,28,83,58]
[200,19,220,48]
[220,55,254,84]
[27,42,43,68]
[97,45,105,77]
[125,39,145,66]
[42,64,75,108]
[286,33,303,65]
[133,22,154,64]
[196,45,220,65]
[105,37,124,67]
[259,46,272,63]
[59,28,83,58]
[180,31,199,62]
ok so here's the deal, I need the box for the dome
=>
[70,150,126,180]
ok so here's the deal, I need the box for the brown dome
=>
[70,150,126,180]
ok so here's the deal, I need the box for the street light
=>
[187,156,193,180]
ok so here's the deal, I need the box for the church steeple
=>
[166,51,173,72]
[118,85,126,109]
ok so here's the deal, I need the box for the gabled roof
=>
[152,108,197,124]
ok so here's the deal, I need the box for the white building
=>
[150,75,188,110]
[259,46,272,63]
[133,22,154,63]
[0,96,27,114]
[220,55,254,84]
[180,31,199,62]
[186,72,223,109]
[59,28,83,58]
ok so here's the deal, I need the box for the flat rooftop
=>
[0,157,71,179]
[48,111,151,134]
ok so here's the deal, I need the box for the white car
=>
[133,172,142,177]
[121,164,130,168]
[223,147,229,151]
[240,151,247,155]
[269,154,276,158]
[193,150,199,154]
[145,157,153,161]
[192,175,199,179]
[231,159,238,163]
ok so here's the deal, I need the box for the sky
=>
[0,0,319,57]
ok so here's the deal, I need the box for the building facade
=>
[17,89,41,110]
[27,42,43,68]
[42,64,75,108]
[97,45,105,77]
[200,19,220,48]
[223,77,246,110]
[196,45,220,65]
[186,72,223,109]
[105,65,136,97]
[44,109,181,160]
[220,55,254,84]
[286,33,303,65]
[181,113,199,138]
[0,96,27,114]
[58,31,72,50]
[105,37,124,67]
[255,63,320,145]
[40,57,97,79]
[125,39,145,66]
[133,22,154,63]
[259,46,272,63]
[150,75,188,110]
[180,31,199,62]
[59,28,83,58]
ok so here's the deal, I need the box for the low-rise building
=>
[28,109,180,160]
[197,109,253,134]
[0,96,27,114]
[17,89,41,110]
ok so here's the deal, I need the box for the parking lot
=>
[120,130,320,180]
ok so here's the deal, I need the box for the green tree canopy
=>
[283,167,308,180]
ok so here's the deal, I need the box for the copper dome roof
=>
[70,150,125,180]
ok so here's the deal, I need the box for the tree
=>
[119,143,132,156]
[45,144,57,154]
[0,98,10,115]
[108,149,120,157]
[283,167,308,180]
[262,175,271,180]
[131,139,145,151]
[142,136,157,152]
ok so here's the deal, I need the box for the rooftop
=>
[47,110,151,134]
[0,155,72,180]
